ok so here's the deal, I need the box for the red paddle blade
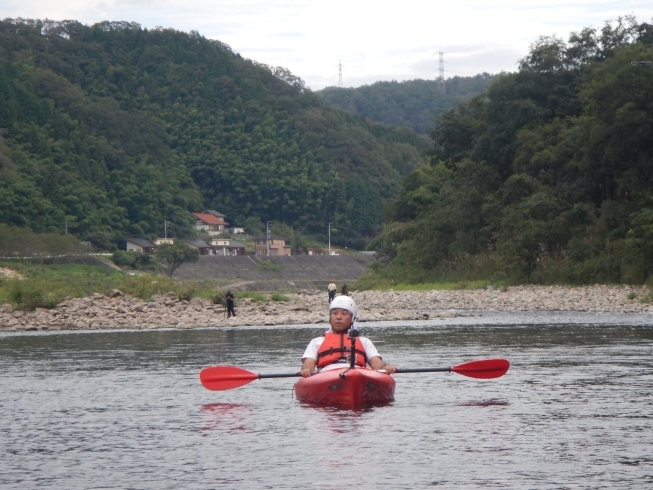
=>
[200,366,258,391]
[451,359,510,379]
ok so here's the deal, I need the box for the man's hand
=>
[368,356,397,375]
[380,364,397,375]
[300,358,317,378]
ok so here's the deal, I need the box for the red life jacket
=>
[317,332,367,369]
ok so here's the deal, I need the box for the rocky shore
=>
[0,284,651,332]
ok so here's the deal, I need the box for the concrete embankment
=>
[0,285,650,333]
[173,254,375,291]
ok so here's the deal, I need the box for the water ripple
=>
[1,315,652,488]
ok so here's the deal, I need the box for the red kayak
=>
[199,360,509,407]
[294,367,396,407]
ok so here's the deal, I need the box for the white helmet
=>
[329,295,357,321]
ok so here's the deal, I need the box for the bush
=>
[112,251,160,270]
[112,250,136,267]
[119,274,176,301]
[256,260,283,272]
[176,283,197,301]
[133,253,159,270]
[270,293,290,302]
[238,291,268,302]
[211,290,226,305]
[6,279,62,310]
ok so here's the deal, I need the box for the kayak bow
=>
[294,367,396,406]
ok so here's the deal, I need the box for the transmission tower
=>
[438,52,445,94]
[338,59,343,87]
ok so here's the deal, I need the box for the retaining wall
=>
[173,254,375,291]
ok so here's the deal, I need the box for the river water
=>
[1,311,652,489]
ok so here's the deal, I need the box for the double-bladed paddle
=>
[200,358,510,391]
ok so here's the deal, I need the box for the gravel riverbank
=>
[0,284,651,333]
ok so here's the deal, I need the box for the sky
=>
[1,1,652,90]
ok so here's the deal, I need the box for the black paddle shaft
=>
[256,366,457,379]
[258,373,302,379]
[257,367,455,378]
[395,367,451,374]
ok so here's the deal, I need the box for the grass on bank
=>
[0,261,295,310]
[353,249,653,306]
[353,276,495,291]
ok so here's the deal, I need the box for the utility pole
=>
[328,222,332,255]
[338,60,343,88]
[164,220,167,239]
[65,219,67,235]
[266,221,271,257]
[439,52,445,94]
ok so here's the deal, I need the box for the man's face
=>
[329,308,353,333]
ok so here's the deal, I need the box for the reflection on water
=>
[460,398,510,407]
[200,403,252,434]
[1,312,652,488]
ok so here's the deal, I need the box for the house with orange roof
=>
[192,210,229,236]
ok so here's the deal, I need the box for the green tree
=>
[0,18,427,248]
[369,16,653,283]
[317,75,497,135]
[244,217,264,236]
[155,242,199,276]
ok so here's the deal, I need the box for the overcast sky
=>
[2,1,652,90]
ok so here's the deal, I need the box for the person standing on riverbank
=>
[225,290,236,318]
[327,280,337,303]
[299,296,396,377]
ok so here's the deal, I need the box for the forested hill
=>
[371,17,653,285]
[0,19,428,250]
[317,75,496,135]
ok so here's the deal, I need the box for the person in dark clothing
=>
[226,290,236,318]
[341,284,349,297]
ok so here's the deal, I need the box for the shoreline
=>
[1,284,651,333]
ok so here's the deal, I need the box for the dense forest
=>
[0,19,428,250]
[370,17,653,284]
[317,75,496,135]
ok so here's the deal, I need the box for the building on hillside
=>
[230,227,245,235]
[228,240,246,256]
[125,238,157,254]
[193,211,228,236]
[182,239,213,255]
[254,234,292,256]
[211,237,229,248]
[204,210,226,219]
[211,238,230,255]
[211,238,247,256]
[154,238,174,246]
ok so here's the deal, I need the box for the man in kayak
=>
[300,296,397,377]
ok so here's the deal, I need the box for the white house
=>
[125,238,157,254]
